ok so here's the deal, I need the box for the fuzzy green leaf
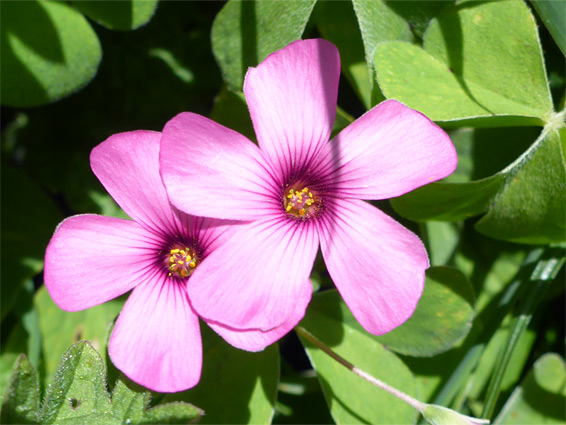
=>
[211,0,315,92]
[475,128,566,244]
[0,0,102,106]
[71,0,159,31]
[375,0,553,124]
[40,341,116,424]
[0,355,39,424]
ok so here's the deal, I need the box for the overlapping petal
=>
[207,279,312,352]
[244,39,340,180]
[315,100,457,199]
[44,214,159,311]
[188,218,318,331]
[317,199,429,335]
[91,130,181,236]
[160,112,281,221]
[109,273,202,393]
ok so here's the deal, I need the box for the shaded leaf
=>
[475,128,566,244]
[0,355,39,424]
[211,0,315,92]
[164,324,279,424]
[531,0,566,57]
[375,267,475,357]
[71,0,159,31]
[495,353,566,424]
[0,0,102,106]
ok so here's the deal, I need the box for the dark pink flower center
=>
[166,244,199,278]
[284,186,320,219]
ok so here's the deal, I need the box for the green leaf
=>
[164,324,279,424]
[531,0,566,57]
[71,0,159,31]
[40,341,116,424]
[0,0,102,107]
[352,0,413,106]
[141,403,203,425]
[211,0,316,92]
[375,0,553,124]
[299,292,418,424]
[424,222,461,266]
[382,1,453,39]
[315,1,371,109]
[494,353,566,424]
[1,162,62,320]
[475,128,566,244]
[34,286,125,388]
[111,376,203,424]
[0,355,39,424]
[375,267,475,357]
[210,86,256,142]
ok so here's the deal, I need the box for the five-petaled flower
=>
[44,131,310,392]
[160,39,457,336]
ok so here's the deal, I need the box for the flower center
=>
[284,186,319,219]
[167,245,199,278]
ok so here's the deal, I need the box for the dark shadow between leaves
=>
[240,0,258,83]
[71,1,134,31]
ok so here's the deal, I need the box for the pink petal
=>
[244,39,340,180]
[188,218,318,331]
[317,99,457,199]
[109,274,202,393]
[90,130,181,236]
[160,112,280,221]
[44,214,159,311]
[317,199,429,335]
[206,279,312,351]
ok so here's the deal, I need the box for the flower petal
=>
[244,39,340,180]
[317,199,429,335]
[109,273,202,393]
[160,112,280,220]
[318,99,457,199]
[44,214,160,311]
[206,279,311,351]
[90,130,181,236]
[188,218,318,331]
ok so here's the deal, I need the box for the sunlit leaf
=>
[375,0,553,124]
[299,291,418,424]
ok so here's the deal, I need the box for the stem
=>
[295,326,425,412]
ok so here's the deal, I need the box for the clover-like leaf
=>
[375,0,553,124]
[0,0,102,107]
[71,0,159,31]
[494,353,566,424]
[211,0,315,92]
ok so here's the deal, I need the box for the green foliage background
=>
[1,1,564,424]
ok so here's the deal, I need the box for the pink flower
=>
[44,131,310,393]
[160,39,457,335]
